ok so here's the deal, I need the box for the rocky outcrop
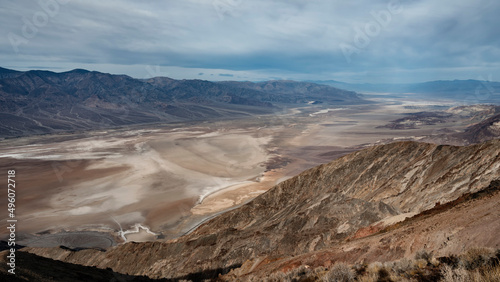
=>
[23,140,500,279]
[460,113,500,144]
[235,180,500,280]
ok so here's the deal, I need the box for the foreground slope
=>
[23,140,500,279]
[0,250,161,282]
[232,180,500,280]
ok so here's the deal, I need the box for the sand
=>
[190,169,285,215]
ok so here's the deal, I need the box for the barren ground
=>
[0,97,485,247]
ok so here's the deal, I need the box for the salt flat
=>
[0,124,277,242]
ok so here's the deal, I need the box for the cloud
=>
[0,0,499,83]
[219,73,234,77]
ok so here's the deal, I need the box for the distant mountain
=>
[312,79,500,103]
[23,140,500,280]
[218,80,362,104]
[0,67,23,79]
[0,68,365,138]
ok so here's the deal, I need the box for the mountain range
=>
[311,79,500,103]
[2,68,500,281]
[4,67,500,139]
[0,67,362,138]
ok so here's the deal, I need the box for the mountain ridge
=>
[21,139,500,279]
[0,67,365,138]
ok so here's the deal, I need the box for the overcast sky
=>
[1,0,499,83]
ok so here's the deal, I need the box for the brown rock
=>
[23,140,500,280]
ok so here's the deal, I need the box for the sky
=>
[1,0,499,83]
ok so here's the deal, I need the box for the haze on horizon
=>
[1,0,499,84]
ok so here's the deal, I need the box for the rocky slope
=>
[378,105,500,145]
[460,112,500,144]
[22,139,500,280]
[0,250,162,282]
[232,180,500,280]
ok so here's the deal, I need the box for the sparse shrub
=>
[390,258,413,275]
[435,248,500,281]
[469,270,485,282]
[377,267,392,282]
[352,263,367,277]
[313,266,327,275]
[441,264,470,282]
[430,257,441,267]
[265,270,289,282]
[358,262,388,282]
[481,265,500,281]
[367,261,383,274]
[313,266,328,279]
[252,249,500,282]
[356,271,378,282]
[415,249,433,262]
[284,265,313,281]
[357,264,398,282]
[413,259,428,269]
[322,263,355,282]
[438,255,460,268]
[458,247,496,270]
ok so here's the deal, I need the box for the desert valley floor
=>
[0,96,494,248]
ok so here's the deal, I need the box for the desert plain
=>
[0,96,483,248]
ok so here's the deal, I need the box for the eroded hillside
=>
[20,140,500,280]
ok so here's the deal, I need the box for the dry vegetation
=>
[244,248,500,282]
